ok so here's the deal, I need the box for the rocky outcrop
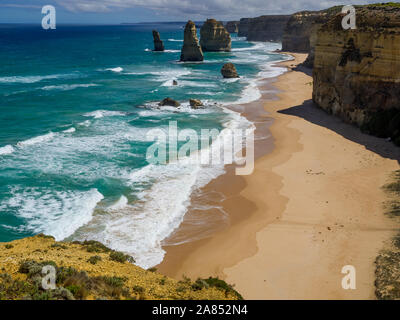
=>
[238,15,290,41]
[282,7,341,67]
[180,20,204,62]
[200,19,231,52]
[312,5,400,145]
[221,63,239,78]
[189,99,203,108]
[225,21,239,33]
[159,97,180,107]
[152,30,164,51]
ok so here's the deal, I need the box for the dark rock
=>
[159,97,180,107]
[173,80,178,86]
[221,63,239,78]
[152,30,164,51]
[200,19,231,52]
[189,99,203,108]
[225,21,239,33]
[180,21,204,62]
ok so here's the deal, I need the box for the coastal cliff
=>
[200,19,231,52]
[282,7,341,67]
[312,5,400,145]
[180,21,204,61]
[0,235,242,300]
[238,15,290,41]
[225,21,239,33]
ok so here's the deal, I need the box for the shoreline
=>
[157,53,400,299]
[157,54,288,277]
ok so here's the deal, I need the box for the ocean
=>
[0,23,288,268]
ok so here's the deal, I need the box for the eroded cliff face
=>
[238,18,250,37]
[225,21,239,33]
[200,19,231,52]
[313,6,400,144]
[282,7,341,67]
[238,15,290,41]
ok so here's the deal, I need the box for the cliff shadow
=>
[278,99,400,164]
[291,64,312,77]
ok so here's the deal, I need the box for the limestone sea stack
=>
[180,21,204,62]
[221,63,239,78]
[152,30,164,51]
[200,19,231,52]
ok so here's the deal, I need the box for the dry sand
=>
[158,53,400,299]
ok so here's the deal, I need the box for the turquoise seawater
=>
[0,23,287,267]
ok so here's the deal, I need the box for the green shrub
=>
[101,276,126,288]
[51,243,67,249]
[36,233,55,240]
[132,285,145,294]
[83,240,112,253]
[109,251,135,263]
[4,244,13,249]
[87,255,102,265]
[194,277,243,300]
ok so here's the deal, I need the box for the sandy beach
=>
[157,53,400,299]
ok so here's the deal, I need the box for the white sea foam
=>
[0,74,73,84]
[164,49,180,53]
[106,67,124,73]
[78,120,91,127]
[63,127,76,133]
[0,187,104,240]
[68,102,253,268]
[84,110,127,119]
[108,195,128,211]
[231,37,246,41]
[231,42,267,52]
[41,84,98,91]
[168,39,183,42]
[142,101,216,115]
[0,39,288,269]
[0,145,15,155]
[17,132,55,148]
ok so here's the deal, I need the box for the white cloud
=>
[54,0,384,19]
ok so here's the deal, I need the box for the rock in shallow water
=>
[221,63,239,78]
[159,97,180,107]
[189,99,203,108]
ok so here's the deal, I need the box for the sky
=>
[0,0,394,24]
